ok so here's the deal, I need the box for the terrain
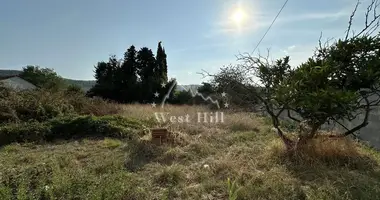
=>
[1,104,380,200]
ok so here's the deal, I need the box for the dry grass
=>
[1,104,380,199]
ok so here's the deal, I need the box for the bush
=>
[0,89,120,124]
[47,115,148,140]
[19,65,67,91]
[0,122,50,146]
[64,85,85,95]
[67,95,120,116]
[169,90,193,104]
[0,89,75,123]
[0,115,149,146]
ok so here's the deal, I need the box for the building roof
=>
[0,76,37,90]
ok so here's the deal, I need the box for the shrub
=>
[0,115,148,146]
[0,122,50,146]
[47,115,147,140]
[19,65,67,91]
[102,138,122,149]
[169,90,193,104]
[64,85,85,95]
[67,96,121,116]
[0,89,120,124]
[0,89,74,123]
[154,164,185,187]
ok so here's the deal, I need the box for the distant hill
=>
[0,69,198,92]
[0,69,96,92]
[63,79,96,92]
[176,84,201,92]
[0,69,23,77]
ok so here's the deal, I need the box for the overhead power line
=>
[251,0,290,55]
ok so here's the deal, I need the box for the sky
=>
[0,0,372,85]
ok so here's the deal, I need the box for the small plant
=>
[227,177,241,200]
[154,164,185,187]
[102,138,122,149]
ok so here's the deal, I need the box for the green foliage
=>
[118,45,139,102]
[137,47,158,102]
[102,138,122,149]
[227,178,241,200]
[170,90,193,104]
[0,122,49,145]
[198,82,215,95]
[247,36,379,139]
[19,65,67,91]
[63,79,95,92]
[279,35,380,128]
[47,115,145,141]
[0,89,75,123]
[156,41,168,84]
[0,115,147,146]
[0,88,120,124]
[64,84,85,95]
[88,42,172,103]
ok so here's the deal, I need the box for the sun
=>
[231,9,246,25]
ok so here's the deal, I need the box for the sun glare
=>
[220,1,255,34]
[232,9,246,25]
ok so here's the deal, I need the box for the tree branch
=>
[287,109,301,122]
[330,95,371,137]
[353,0,380,39]
[345,0,361,40]
[331,117,350,131]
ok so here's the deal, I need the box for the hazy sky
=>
[0,0,370,84]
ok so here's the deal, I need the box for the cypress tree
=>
[88,57,118,100]
[156,41,168,84]
[120,45,138,102]
[136,47,156,102]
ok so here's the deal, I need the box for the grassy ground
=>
[1,105,380,199]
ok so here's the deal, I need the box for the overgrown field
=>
[1,99,380,199]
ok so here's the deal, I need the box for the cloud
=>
[282,45,296,55]
[281,11,349,22]
[287,45,296,51]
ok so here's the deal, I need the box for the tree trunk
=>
[280,134,296,151]
[293,121,319,150]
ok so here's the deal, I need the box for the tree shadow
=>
[274,137,380,199]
